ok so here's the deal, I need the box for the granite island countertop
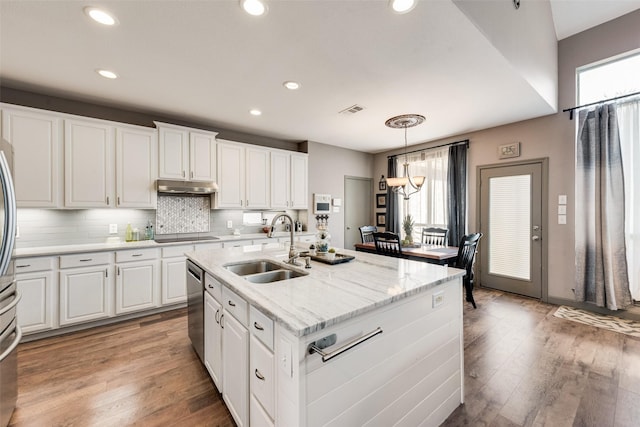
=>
[186,244,465,337]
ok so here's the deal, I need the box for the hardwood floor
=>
[9,288,640,427]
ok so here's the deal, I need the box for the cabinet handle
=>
[207,284,214,289]
[16,264,30,268]
[117,267,120,276]
[182,170,186,178]
[308,327,383,363]
[117,196,120,206]
[132,253,143,257]
[105,269,108,278]
[106,196,110,205]
[190,171,194,179]
[80,258,93,262]
[253,321,264,331]
[220,313,224,329]
[215,309,220,324]
[240,200,243,207]
[246,200,249,207]
[228,300,236,307]
[254,369,265,381]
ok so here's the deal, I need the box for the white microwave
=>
[313,193,332,214]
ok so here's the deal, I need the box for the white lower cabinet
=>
[222,287,249,427]
[14,257,57,334]
[250,394,275,427]
[161,245,194,305]
[204,286,223,392]
[59,253,114,326]
[115,249,160,314]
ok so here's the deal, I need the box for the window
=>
[397,146,449,243]
[577,51,640,302]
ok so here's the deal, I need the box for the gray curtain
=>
[447,143,467,247]
[386,157,400,233]
[575,104,632,310]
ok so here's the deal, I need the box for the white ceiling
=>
[1,1,638,153]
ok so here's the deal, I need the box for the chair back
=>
[359,225,377,243]
[421,227,449,246]
[373,232,406,258]
[453,233,482,275]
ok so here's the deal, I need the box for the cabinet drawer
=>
[205,273,222,302]
[195,242,223,251]
[60,252,112,269]
[115,248,158,263]
[15,257,55,273]
[222,286,248,326]
[250,305,274,351]
[161,245,194,258]
[250,335,275,419]
[250,394,275,427]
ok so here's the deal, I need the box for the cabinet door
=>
[205,292,223,392]
[250,394,275,427]
[245,147,270,209]
[250,335,275,419]
[115,260,159,314]
[16,271,56,333]
[59,266,113,326]
[116,126,157,208]
[161,257,187,304]
[290,153,308,209]
[223,311,249,427]
[189,131,216,181]
[158,126,189,179]
[1,107,62,207]
[217,142,245,208]
[64,119,114,208]
[270,150,290,209]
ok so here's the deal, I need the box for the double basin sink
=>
[224,259,308,284]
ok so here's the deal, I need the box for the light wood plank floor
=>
[9,288,640,427]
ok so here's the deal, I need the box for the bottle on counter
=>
[133,228,140,241]
[125,223,133,242]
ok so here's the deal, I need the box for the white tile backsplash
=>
[156,195,210,234]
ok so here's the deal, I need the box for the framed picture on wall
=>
[376,193,386,208]
[376,213,386,227]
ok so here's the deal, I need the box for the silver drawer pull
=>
[308,327,383,363]
[132,253,143,257]
[228,300,236,307]
[254,321,264,331]
[255,369,265,381]
[207,284,214,289]
[80,258,93,262]
[16,264,31,268]
[215,309,220,324]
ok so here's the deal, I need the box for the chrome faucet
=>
[268,213,301,266]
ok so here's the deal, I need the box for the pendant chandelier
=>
[385,114,426,200]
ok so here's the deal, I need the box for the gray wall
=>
[373,9,640,302]
[306,141,374,250]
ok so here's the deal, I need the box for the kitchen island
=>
[187,243,465,427]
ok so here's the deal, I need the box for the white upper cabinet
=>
[290,153,308,209]
[217,141,245,208]
[1,105,62,208]
[245,146,270,209]
[156,122,217,181]
[269,150,290,209]
[116,126,158,208]
[64,118,114,208]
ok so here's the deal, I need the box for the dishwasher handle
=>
[308,327,383,363]
[187,262,202,282]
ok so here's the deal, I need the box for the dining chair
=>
[373,232,406,258]
[358,225,377,243]
[421,227,449,246]
[453,232,482,309]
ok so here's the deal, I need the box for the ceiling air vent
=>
[339,104,365,115]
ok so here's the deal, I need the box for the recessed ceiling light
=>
[240,0,267,16]
[97,69,118,79]
[283,81,301,90]
[390,0,417,14]
[249,109,262,116]
[84,7,118,26]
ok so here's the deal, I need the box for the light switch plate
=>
[558,195,567,205]
[558,215,567,224]
[333,206,340,213]
[558,205,567,215]
[227,220,233,229]
[433,291,444,308]
[279,339,293,378]
[109,224,118,234]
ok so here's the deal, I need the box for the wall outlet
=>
[433,291,444,308]
[227,220,233,229]
[15,226,19,238]
[109,224,118,234]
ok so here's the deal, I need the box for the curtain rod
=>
[563,91,640,120]
[387,139,469,159]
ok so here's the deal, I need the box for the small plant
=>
[328,247,336,253]
[402,214,415,245]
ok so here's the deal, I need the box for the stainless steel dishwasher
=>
[186,260,204,362]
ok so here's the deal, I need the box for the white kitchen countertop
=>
[186,244,465,337]
[13,231,314,258]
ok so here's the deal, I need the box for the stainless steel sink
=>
[224,260,282,276]
[244,269,307,283]
[223,259,308,283]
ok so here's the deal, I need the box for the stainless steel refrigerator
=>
[0,137,20,427]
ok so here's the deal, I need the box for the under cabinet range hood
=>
[156,179,218,195]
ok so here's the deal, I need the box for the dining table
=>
[353,242,459,265]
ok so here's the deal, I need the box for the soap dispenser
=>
[125,223,133,242]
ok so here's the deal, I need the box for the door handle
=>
[346,227,351,230]
[532,235,540,241]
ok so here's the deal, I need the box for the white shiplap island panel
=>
[187,244,465,427]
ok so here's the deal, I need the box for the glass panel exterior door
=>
[479,162,545,299]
